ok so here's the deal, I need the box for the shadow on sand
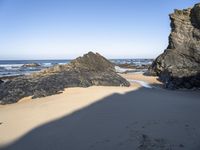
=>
[1,86,200,150]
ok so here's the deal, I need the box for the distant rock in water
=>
[117,63,150,70]
[0,52,130,104]
[117,64,136,69]
[148,3,200,89]
[22,63,40,67]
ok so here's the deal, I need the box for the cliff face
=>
[149,3,200,89]
[0,52,130,104]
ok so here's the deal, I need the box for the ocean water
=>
[0,59,153,78]
[0,60,70,78]
[110,59,153,66]
[112,59,153,73]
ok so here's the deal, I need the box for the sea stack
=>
[0,52,130,104]
[148,3,200,89]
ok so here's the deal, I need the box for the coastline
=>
[0,59,152,79]
[0,1,200,150]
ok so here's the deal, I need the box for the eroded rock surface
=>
[148,3,200,89]
[0,52,130,104]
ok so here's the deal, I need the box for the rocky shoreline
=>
[116,63,150,70]
[0,52,130,104]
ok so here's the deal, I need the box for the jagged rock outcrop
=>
[0,52,130,104]
[70,52,115,72]
[148,3,200,89]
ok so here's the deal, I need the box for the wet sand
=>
[120,73,163,87]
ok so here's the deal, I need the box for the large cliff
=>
[149,3,200,89]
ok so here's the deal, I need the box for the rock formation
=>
[22,63,41,67]
[148,3,200,89]
[0,52,130,104]
[117,63,150,70]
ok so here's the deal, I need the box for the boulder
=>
[0,79,3,84]
[148,3,200,89]
[0,52,130,104]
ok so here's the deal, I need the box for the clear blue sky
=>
[0,0,198,59]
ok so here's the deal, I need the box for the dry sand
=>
[0,73,200,150]
[0,86,136,147]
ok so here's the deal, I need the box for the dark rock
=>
[148,3,200,89]
[117,63,150,70]
[117,63,136,69]
[0,52,130,104]
[70,52,115,72]
[0,79,3,84]
[0,75,24,81]
[22,63,40,67]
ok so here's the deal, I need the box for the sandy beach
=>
[0,86,136,147]
[120,73,163,88]
[0,73,200,150]
[1,0,200,149]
